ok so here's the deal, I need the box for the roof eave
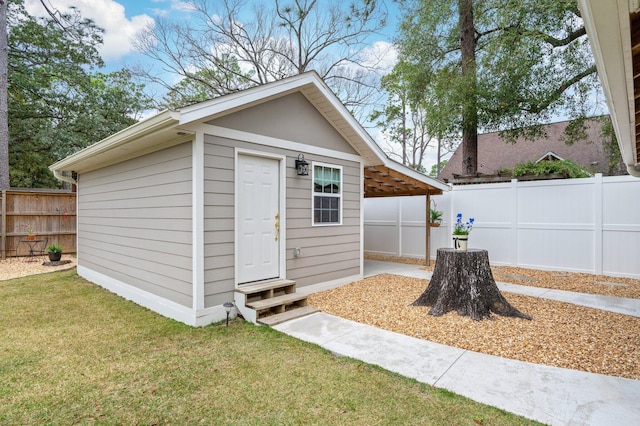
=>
[50,110,182,174]
[579,0,640,176]
[381,158,450,193]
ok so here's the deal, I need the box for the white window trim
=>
[311,161,343,226]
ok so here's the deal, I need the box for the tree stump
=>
[412,248,532,321]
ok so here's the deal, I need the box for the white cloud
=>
[358,40,398,74]
[24,0,154,62]
[150,0,197,17]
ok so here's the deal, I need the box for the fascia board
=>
[380,157,451,192]
[579,0,637,166]
[50,110,181,172]
[178,73,319,125]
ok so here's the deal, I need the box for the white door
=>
[237,154,280,284]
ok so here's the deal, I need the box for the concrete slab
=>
[277,312,467,385]
[437,349,640,425]
[496,283,640,317]
[497,281,554,298]
[364,259,427,278]
[274,312,640,426]
[538,289,640,318]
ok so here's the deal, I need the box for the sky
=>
[21,0,443,169]
[25,0,400,72]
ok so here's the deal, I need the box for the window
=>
[313,163,342,225]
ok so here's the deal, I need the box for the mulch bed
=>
[310,256,640,381]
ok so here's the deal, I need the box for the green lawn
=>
[0,269,541,425]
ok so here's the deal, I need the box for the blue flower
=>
[453,213,474,235]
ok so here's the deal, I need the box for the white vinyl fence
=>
[364,174,640,279]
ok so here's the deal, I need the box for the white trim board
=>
[78,265,231,326]
[234,148,287,288]
[78,265,199,326]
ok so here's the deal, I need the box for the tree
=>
[395,0,600,175]
[413,248,532,321]
[371,64,434,171]
[0,0,8,189]
[429,160,447,178]
[6,0,152,188]
[133,0,388,117]
[372,59,459,174]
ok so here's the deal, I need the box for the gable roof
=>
[578,0,640,177]
[438,119,610,182]
[50,72,448,196]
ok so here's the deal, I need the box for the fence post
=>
[1,189,5,259]
[594,174,603,275]
[397,197,402,257]
[510,179,518,266]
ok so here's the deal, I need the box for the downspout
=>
[626,163,640,178]
[52,169,77,186]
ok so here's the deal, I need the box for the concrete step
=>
[258,306,320,327]
[246,292,308,311]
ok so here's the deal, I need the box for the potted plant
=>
[23,225,35,241]
[430,208,443,227]
[46,244,62,262]
[452,213,474,250]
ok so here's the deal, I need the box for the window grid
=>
[312,164,342,225]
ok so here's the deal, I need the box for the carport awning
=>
[364,165,444,198]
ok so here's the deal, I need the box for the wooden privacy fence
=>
[1,189,76,259]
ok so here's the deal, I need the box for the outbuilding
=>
[50,72,447,326]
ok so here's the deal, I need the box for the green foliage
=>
[430,208,443,223]
[394,0,600,142]
[46,244,62,254]
[7,0,153,188]
[598,116,626,175]
[429,160,448,178]
[509,160,591,179]
[371,61,457,171]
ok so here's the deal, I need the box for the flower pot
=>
[48,251,62,262]
[430,223,441,227]
[452,235,468,251]
[27,234,35,241]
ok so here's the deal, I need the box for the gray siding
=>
[203,135,360,307]
[207,92,359,155]
[203,142,235,308]
[286,156,361,287]
[78,142,194,307]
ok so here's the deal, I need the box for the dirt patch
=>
[308,274,640,381]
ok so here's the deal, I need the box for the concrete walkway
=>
[274,260,640,425]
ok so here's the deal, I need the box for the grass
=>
[0,269,542,425]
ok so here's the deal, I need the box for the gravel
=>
[308,269,640,381]
[0,256,77,281]
[365,253,640,299]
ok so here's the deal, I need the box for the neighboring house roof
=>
[50,71,448,196]
[438,119,611,182]
[578,0,640,177]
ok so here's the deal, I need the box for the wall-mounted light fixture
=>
[295,153,309,176]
